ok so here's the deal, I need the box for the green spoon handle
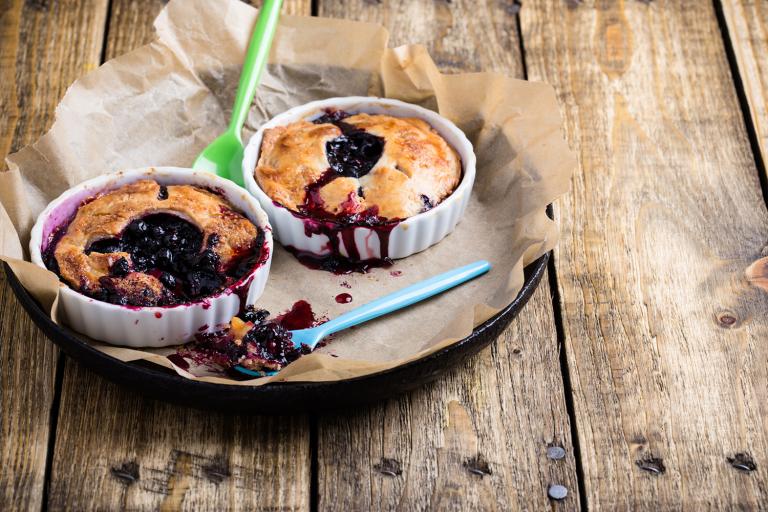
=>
[228,0,283,135]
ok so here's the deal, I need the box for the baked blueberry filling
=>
[316,110,385,179]
[312,109,350,126]
[177,302,319,373]
[326,131,385,179]
[51,213,263,307]
[281,112,397,273]
[241,318,299,368]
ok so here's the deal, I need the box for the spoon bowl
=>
[235,260,492,377]
[193,132,245,185]
[193,0,282,184]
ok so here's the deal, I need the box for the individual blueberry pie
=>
[254,111,462,223]
[45,179,265,307]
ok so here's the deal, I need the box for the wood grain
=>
[48,362,311,511]
[105,0,311,62]
[316,1,579,510]
[46,1,313,510]
[319,0,523,75]
[0,1,108,510]
[0,268,59,511]
[521,0,768,508]
[720,0,768,176]
[317,283,580,511]
[0,0,108,166]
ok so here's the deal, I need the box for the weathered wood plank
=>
[0,269,59,511]
[319,0,523,75]
[0,1,108,510]
[104,0,311,62]
[720,0,768,174]
[48,1,312,510]
[316,1,579,510]
[48,362,311,511]
[521,0,768,508]
[317,282,580,511]
[0,0,108,162]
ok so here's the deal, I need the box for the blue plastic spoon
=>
[235,260,492,377]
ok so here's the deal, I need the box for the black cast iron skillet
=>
[4,253,548,413]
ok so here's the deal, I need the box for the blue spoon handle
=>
[315,260,491,339]
[234,260,492,378]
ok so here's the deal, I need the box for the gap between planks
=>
[713,0,768,209]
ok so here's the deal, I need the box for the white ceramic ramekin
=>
[29,167,273,348]
[242,97,476,261]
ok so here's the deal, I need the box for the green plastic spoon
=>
[193,0,283,185]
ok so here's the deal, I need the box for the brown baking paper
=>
[0,0,574,386]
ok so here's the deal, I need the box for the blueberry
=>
[87,238,123,254]
[241,306,270,323]
[110,257,131,277]
[198,250,219,270]
[159,272,176,289]
[186,270,221,296]
[131,220,148,234]
[157,248,174,266]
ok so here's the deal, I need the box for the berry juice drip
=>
[335,293,352,304]
[283,110,400,274]
[273,299,317,330]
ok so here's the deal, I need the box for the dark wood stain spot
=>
[463,454,492,478]
[565,0,583,8]
[25,0,49,11]
[202,460,231,484]
[636,456,666,475]
[512,348,523,355]
[504,0,522,15]
[110,461,140,485]
[727,452,757,472]
[374,457,402,477]
[433,56,468,72]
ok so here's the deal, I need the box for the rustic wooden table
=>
[2,0,768,509]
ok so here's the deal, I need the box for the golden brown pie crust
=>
[255,113,462,220]
[53,179,259,299]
